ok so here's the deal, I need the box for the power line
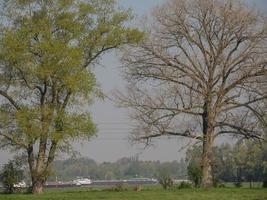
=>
[95,122,135,125]
[90,136,184,141]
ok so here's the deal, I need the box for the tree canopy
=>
[0,0,142,193]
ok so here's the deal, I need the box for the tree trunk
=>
[31,180,44,194]
[201,132,214,188]
[27,144,46,194]
[201,100,214,188]
[27,140,57,194]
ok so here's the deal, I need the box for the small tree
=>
[186,146,202,187]
[0,160,24,194]
[157,168,173,190]
[187,161,202,188]
[158,176,174,190]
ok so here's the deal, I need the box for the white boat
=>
[14,181,27,188]
[73,178,92,185]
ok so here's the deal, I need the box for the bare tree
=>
[117,0,267,187]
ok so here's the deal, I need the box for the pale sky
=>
[0,0,266,164]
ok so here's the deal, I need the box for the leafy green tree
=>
[0,0,142,194]
[0,160,24,194]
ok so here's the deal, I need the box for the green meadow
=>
[0,187,266,200]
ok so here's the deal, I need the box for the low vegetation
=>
[0,187,266,200]
[0,160,24,194]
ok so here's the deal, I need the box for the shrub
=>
[234,182,242,188]
[133,185,142,192]
[158,177,173,190]
[217,183,226,188]
[157,168,174,190]
[112,183,128,192]
[263,176,267,188]
[187,162,202,187]
[0,160,24,194]
[177,181,192,189]
[212,177,220,187]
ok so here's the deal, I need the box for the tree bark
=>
[201,101,214,188]
[201,132,214,188]
[27,143,48,194]
[31,179,44,194]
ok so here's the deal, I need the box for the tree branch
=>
[0,90,20,110]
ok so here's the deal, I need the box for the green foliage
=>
[0,0,143,192]
[186,146,202,187]
[234,182,243,188]
[157,168,174,190]
[0,160,24,194]
[263,178,267,188]
[177,181,192,189]
[186,141,267,187]
[0,0,143,139]
[217,183,226,188]
[112,183,128,192]
[132,185,142,192]
[187,162,202,188]
[158,177,174,190]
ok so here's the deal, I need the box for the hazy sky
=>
[0,0,266,164]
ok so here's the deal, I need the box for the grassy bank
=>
[0,187,266,200]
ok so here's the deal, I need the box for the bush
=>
[133,185,142,192]
[217,183,226,188]
[158,177,173,190]
[187,162,202,187]
[234,182,242,188]
[0,160,24,194]
[112,183,128,192]
[177,181,192,189]
[263,176,267,188]
[157,168,174,190]
[212,177,225,188]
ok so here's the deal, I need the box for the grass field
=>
[0,187,266,200]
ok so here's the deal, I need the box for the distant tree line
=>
[49,156,187,181]
[49,139,266,188]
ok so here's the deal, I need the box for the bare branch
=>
[0,90,20,110]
